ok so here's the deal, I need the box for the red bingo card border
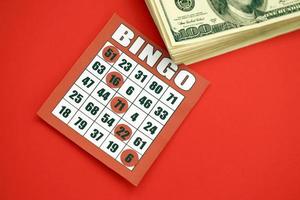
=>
[38,14,209,185]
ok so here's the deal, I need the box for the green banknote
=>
[154,0,300,43]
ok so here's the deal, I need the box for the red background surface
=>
[1,0,300,199]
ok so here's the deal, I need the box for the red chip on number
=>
[111,96,129,114]
[102,45,120,63]
[114,124,132,141]
[121,149,139,167]
[106,71,124,88]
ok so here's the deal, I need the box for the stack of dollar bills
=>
[145,0,300,64]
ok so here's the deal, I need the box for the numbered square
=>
[139,116,163,140]
[100,134,125,159]
[133,90,158,113]
[112,119,136,143]
[98,42,122,65]
[113,53,137,77]
[64,84,89,109]
[86,56,111,80]
[80,96,105,120]
[116,147,141,170]
[96,107,121,132]
[75,70,100,94]
[103,68,127,91]
[149,101,174,125]
[91,81,116,106]
[123,104,147,129]
[118,78,142,103]
[52,99,77,124]
[129,64,153,88]
[128,131,152,155]
[160,87,184,110]
[68,111,93,136]
[107,93,132,117]
[84,122,110,147]
[145,76,168,99]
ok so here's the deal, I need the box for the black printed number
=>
[118,59,132,72]
[91,61,106,75]
[105,48,118,61]
[115,126,130,140]
[101,114,115,127]
[59,106,71,118]
[154,107,169,120]
[143,122,158,135]
[69,90,83,103]
[124,154,134,163]
[109,75,121,86]
[97,88,111,101]
[82,77,95,88]
[133,137,147,150]
[139,96,152,109]
[167,93,178,105]
[149,81,163,94]
[90,129,104,141]
[126,86,135,96]
[74,117,87,130]
[130,113,139,122]
[135,70,147,83]
[107,141,119,153]
[85,102,100,115]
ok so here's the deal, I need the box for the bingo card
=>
[38,14,208,185]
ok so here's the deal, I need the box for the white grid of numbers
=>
[52,42,185,170]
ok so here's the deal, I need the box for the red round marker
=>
[114,124,132,141]
[102,45,120,63]
[110,96,128,114]
[121,149,139,167]
[105,71,124,88]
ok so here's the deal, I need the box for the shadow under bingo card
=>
[38,14,209,186]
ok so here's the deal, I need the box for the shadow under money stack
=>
[145,0,300,65]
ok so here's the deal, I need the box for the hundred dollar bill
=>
[152,0,300,46]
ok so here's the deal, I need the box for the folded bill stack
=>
[145,0,300,64]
